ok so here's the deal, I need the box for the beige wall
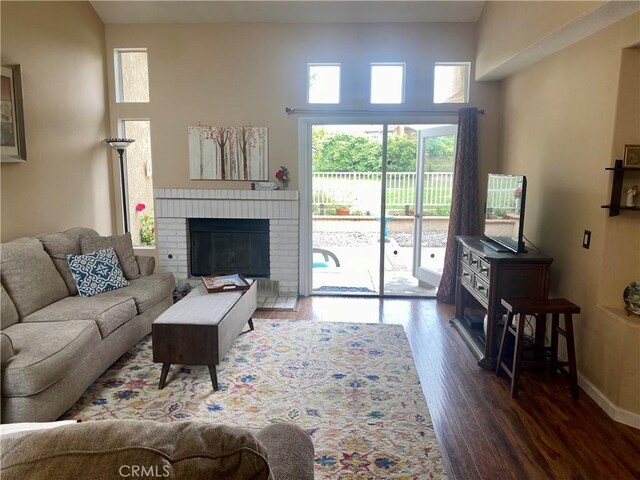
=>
[476,1,605,79]
[500,13,640,417]
[105,22,501,196]
[0,1,112,242]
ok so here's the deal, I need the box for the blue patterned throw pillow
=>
[67,247,130,297]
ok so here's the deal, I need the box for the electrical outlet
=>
[583,230,591,249]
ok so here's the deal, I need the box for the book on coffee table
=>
[202,273,251,293]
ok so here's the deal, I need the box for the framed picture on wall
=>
[188,125,268,181]
[623,144,640,169]
[1,64,27,162]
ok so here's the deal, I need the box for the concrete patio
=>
[312,216,447,297]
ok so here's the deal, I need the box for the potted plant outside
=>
[335,205,350,215]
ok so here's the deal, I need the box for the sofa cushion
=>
[67,248,130,297]
[1,284,19,329]
[1,332,14,363]
[1,320,100,397]
[81,233,140,280]
[1,238,69,319]
[99,271,175,314]
[22,295,137,339]
[38,228,99,296]
[0,420,271,480]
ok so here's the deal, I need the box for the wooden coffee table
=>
[151,280,257,391]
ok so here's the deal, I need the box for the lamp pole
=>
[105,138,135,233]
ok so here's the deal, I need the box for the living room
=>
[1,1,639,478]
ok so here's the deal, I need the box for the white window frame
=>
[433,62,471,104]
[117,118,155,244]
[307,63,341,104]
[114,48,149,104]
[370,63,406,105]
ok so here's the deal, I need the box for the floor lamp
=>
[105,138,135,233]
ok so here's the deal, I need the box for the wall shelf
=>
[601,160,639,216]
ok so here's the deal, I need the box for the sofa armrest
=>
[255,423,314,480]
[135,255,156,277]
[1,332,15,364]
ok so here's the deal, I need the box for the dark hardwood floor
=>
[254,296,640,480]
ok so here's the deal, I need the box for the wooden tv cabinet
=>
[451,236,552,370]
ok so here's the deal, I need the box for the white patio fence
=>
[313,172,520,215]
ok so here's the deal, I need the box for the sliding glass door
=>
[311,124,383,294]
[305,121,456,297]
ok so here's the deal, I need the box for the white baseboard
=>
[578,373,640,429]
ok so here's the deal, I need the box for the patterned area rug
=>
[63,319,448,479]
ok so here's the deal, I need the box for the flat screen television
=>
[482,174,527,253]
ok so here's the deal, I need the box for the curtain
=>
[436,107,481,304]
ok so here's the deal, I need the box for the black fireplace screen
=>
[189,218,270,277]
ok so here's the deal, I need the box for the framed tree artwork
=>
[1,64,27,162]
[189,125,268,180]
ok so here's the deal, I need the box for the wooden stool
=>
[496,298,580,398]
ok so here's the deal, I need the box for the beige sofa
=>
[0,419,314,480]
[1,228,175,424]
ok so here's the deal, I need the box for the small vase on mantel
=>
[275,165,289,190]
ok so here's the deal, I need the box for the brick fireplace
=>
[154,188,299,295]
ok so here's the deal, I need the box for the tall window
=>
[114,47,154,245]
[308,64,341,104]
[114,48,149,103]
[434,62,470,104]
[120,120,155,246]
[370,63,405,104]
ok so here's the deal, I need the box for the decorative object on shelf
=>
[602,159,640,216]
[1,64,27,162]
[275,165,289,189]
[623,144,640,168]
[105,138,135,232]
[253,181,278,190]
[623,281,640,316]
[335,206,350,215]
[188,125,268,181]
[625,185,638,207]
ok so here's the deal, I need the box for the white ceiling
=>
[90,1,486,24]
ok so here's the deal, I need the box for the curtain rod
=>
[285,106,484,115]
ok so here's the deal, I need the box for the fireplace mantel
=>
[154,188,299,295]
[156,188,298,201]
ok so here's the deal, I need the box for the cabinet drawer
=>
[474,276,490,300]
[469,252,482,271]
[478,259,491,279]
[461,246,472,265]
[460,264,474,286]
